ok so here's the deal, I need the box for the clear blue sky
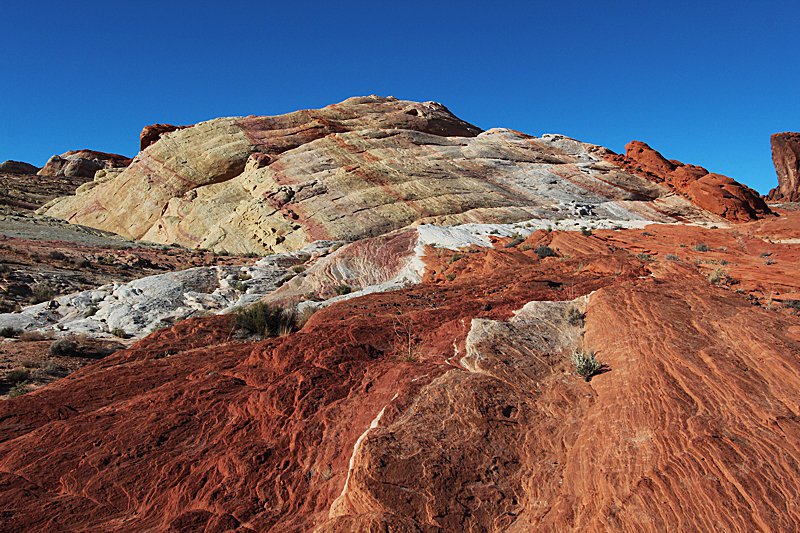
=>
[2,0,798,194]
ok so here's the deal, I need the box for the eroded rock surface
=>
[0,161,38,174]
[2,214,800,531]
[767,132,800,201]
[43,97,732,254]
[606,141,772,221]
[37,149,132,178]
[140,123,191,151]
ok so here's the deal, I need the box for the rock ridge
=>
[767,132,800,201]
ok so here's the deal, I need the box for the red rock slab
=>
[606,141,772,222]
[767,132,800,201]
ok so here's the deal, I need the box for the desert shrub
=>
[50,339,78,357]
[708,266,728,285]
[18,331,46,341]
[6,368,30,384]
[48,251,67,261]
[21,360,38,369]
[571,351,602,381]
[665,254,680,261]
[234,281,248,292]
[111,328,127,338]
[335,285,352,296]
[637,253,655,262]
[31,283,54,304]
[520,244,532,251]
[446,272,456,281]
[8,381,28,397]
[83,305,98,318]
[505,233,525,248]
[291,265,306,274]
[449,253,462,264]
[0,326,19,338]
[565,306,585,327]
[581,228,593,236]
[693,243,709,252]
[238,272,253,281]
[233,302,297,337]
[535,245,556,259]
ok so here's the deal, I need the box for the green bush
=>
[535,245,556,259]
[233,302,297,337]
[111,328,127,338]
[6,368,30,384]
[50,339,78,357]
[334,285,352,296]
[31,283,54,304]
[565,306,585,327]
[8,380,28,397]
[571,351,603,381]
[0,326,19,338]
[505,233,525,248]
[693,243,709,252]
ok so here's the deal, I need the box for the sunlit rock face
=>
[42,96,744,255]
[767,132,800,202]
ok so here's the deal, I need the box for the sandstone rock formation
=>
[767,132,800,201]
[2,214,800,531]
[37,149,132,178]
[0,160,38,174]
[140,123,191,151]
[606,141,772,221]
[42,97,736,255]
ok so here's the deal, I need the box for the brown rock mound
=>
[767,132,800,201]
[37,149,132,178]
[140,123,191,151]
[0,161,39,174]
[606,141,772,221]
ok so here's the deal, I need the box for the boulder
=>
[139,123,190,151]
[606,141,772,222]
[0,160,39,174]
[767,132,800,202]
[37,150,132,178]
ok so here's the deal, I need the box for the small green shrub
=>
[335,285,352,296]
[233,302,297,337]
[8,380,28,397]
[581,228,593,236]
[6,368,30,384]
[31,283,54,304]
[48,251,67,261]
[449,253,462,264]
[571,351,603,381]
[111,328,127,338]
[709,266,727,284]
[565,307,585,327]
[50,339,78,357]
[83,305,98,318]
[0,326,19,338]
[535,245,556,259]
[446,272,456,281]
[665,254,679,261]
[505,233,525,248]
[291,265,306,274]
[693,243,709,252]
[234,281,248,292]
[637,253,655,262]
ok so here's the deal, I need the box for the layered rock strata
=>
[42,97,734,255]
[37,149,132,178]
[605,141,772,221]
[767,132,800,201]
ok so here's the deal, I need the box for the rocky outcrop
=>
[37,150,132,178]
[606,141,773,221]
[767,132,800,201]
[140,123,190,151]
[0,160,38,174]
[42,97,731,254]
[3,215,800,532]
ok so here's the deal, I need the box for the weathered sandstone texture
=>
[606,141,772,221]
[767,132,800,201]
[37,149,132,178]
[2,216,800,532]
[0,160,38,174]
[43,96,737,254]
[140,123,191,151]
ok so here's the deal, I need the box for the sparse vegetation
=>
[18,331,47,341]
[83,305,98,318]
[335,285,352,296]
[565,306,585,327]
[8,380,29,397]
[291,265,306,273]
[50,339,78,357]
[535,245,556,259]
[232,302,300,337]
[31,283,55,304]
[0,326,19,338]
[693,243,709,252]
[571,351,602,381]
[637,253,655,262]
[6,368,30,384]
[665,254,679,261]
[111,328,127,338]
[505,233,525,248]
[446,272,456,281]
[708,266,728,285]
[449,253,462,264]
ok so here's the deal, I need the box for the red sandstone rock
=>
[767,132,800,201]
[606,141,772,221]
[37,149,132,178]
[140,124,190,151]
[3,216,800,531]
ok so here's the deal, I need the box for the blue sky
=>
[2,0,798,194]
